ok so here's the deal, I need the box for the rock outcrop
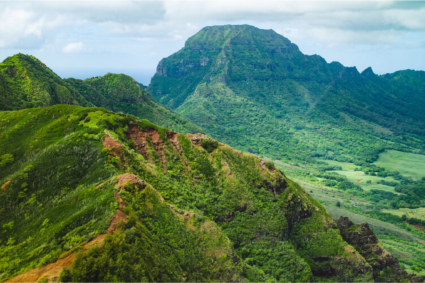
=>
[337,216,423,282]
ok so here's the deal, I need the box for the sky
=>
[1,0,425,85]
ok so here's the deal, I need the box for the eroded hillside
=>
[0,105,417,281]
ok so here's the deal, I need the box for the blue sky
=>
[1,0,424,85]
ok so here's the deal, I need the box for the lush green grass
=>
[320,159,399,192]
[382,207,425,220]
[0,106,118,280]
[374,150,425,180]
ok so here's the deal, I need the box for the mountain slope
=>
[65,73,201,133]
[0,54,91,110]
[1,105,414,281]
[0,54,200,133]
[149,25,425,163]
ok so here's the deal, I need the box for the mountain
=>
[65,73,201,133]
[0,54,199,133]
[0,54,91,110]
[148,25,425,276]
[149,25,425,163]
[0,105,416,281]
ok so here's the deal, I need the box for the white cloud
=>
[1,0,424,77]
[0,8,42,48]
[63,42,84,53]
[1,0,425,49]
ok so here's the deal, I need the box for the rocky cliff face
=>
[337,216,423,282]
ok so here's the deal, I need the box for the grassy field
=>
[382,207,425,220]
[374,150,425,180]
[319,159,400,193]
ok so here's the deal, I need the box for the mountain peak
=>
[185,24,298,52]
[0,53,91,110]
[2,53,47,71]
[361,66,376,77]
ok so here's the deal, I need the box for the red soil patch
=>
[418,239,425,245]
[185,133,212,150]
[356,179,362,183]
[125,124,179,171]
[7,252,78,283]
[412,224,424,232]
[397,252,408,259]
[185,133,204,146]
[116,173,146,192]
[7,183,129,283]
[102,134,124,161]
[1,180,11,190]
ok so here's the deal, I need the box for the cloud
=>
[0,0,165,49]
[0,8,44,48]
[1,0,425,75]
[158,0,425,45]
[63,42,84,53]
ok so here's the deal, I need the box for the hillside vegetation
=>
[148,25,425,275]
[1,105,416,282]
[0,54,90,110]
[0,54,199,133]
[149,24,425,163]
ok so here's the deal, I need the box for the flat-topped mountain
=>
[149,25,425,163]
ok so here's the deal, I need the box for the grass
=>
[374,150,425,180]
[318,159,400,193]
[0,106,119,280]
[382,207,425,220]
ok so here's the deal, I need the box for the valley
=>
[274,155,425,277]
[1,24,425,282]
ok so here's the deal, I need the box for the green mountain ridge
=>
[149,24,425,163]
[0,54,200,134]
[0,105,418,282]
[65,73,201,133]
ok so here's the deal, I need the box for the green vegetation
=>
[2,25,424,281]
[60,185,241,282]
[0,54,90,110]
[66,73,201,133]
[149,25,425,165]
[0,54,200,134]
[290,168,425,278]
[1,105,402,281]
[383,207,425,223]
[374,150,425,180]
[0,106,117,280]
[148,26,425,279]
